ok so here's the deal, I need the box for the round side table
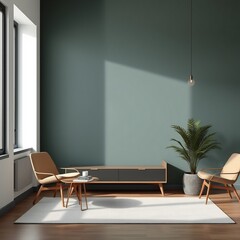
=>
[61,177,98,210]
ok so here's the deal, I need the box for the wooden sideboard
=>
[63,161,167,195]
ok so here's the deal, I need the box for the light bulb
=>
[188,74,195,86]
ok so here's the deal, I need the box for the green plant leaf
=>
[167,118,220,174]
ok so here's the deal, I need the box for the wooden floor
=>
[0,189,240,240]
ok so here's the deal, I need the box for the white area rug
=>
[15,197,234,224]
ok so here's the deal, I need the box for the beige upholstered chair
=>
[30,152,80,206]
[198,153,240,204]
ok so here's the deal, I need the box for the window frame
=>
[0,2,6,155]
[14,21,18,149]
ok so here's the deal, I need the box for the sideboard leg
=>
[159,183,165,196]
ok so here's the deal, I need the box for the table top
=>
[61,161,167,171]
[61,177,99,184]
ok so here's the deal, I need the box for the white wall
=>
[0,0,40,209]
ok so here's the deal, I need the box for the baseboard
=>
[0,188,33,217]
[0,201,15,217]
[165,184,183,190]
[14,188,34,204]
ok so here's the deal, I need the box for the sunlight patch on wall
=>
[104,61,191,165]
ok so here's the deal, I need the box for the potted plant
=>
[168,118,220,195]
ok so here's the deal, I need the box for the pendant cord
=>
[190,0,192,77]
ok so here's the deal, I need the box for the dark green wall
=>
[192,0,240,170]
[41,0,105,167]
[41,0,240,188]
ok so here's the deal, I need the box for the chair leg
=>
[59,183,65,207]
[199,180,206,199]
[205,181,211,204]
[33,185,44,205]
[231,184,240,202]
[53,188,58,197]
[225,184,232,199]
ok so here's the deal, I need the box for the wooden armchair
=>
[29,152,80,206]
[197,153,240,204]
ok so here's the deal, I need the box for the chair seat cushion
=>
[39,172,80,185]
[197,171,235,185]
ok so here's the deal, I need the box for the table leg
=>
[65,183,73,208]
[76,183,88,211]
[75,184,82,205]
[79,184,83,210]
[59,183,65,207]
[83,183,88,209]
[65,182,89,210]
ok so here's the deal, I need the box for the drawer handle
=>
[90,168,98,170]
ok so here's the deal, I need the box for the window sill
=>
[14,147,33,155]
[0,153,9,160]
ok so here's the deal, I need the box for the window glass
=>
[0,5,5,154]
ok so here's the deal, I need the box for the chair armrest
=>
[35,171,60,181]
[200,168,239,175]
[35,171,55,176]
[199,168,222,174]
[60,167,80,174]
[220,171,240,175]
[200,167,222,171]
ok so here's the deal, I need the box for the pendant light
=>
[188,0,195,86]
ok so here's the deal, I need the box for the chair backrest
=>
[30,152,59,181]
[220,153,240,181]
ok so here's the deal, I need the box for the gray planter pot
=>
[183,173,203,195]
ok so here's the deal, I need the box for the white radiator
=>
[14,156,33,191]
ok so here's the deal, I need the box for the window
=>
[14,21,18,148]
[14,5,37,150]
[0,3,6,155]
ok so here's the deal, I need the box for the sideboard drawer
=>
[80,169,118,181]
[118,169,166,182]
